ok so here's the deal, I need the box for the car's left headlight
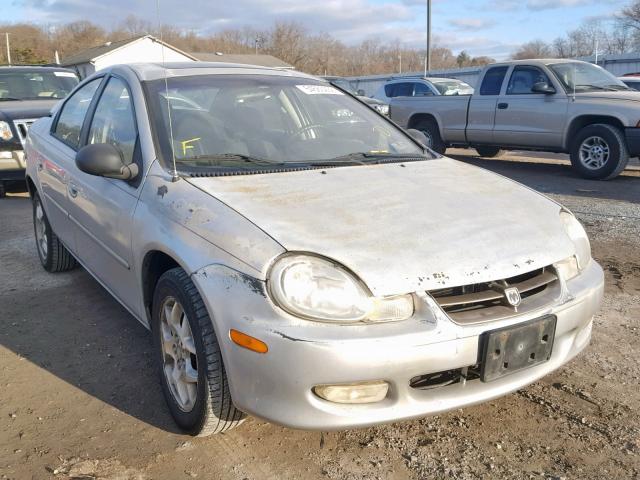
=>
[0,121,13,141]
[268,254,413,323]
[560,211,591,271]
[372,104,389,116]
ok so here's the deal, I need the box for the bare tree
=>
[511,40,552,60]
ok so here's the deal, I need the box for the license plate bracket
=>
[480,315,557,382]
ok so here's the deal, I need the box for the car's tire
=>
[32,192,77,272]
[414,118,446,154]
[152,267,245,436]
[0,182,5,198]
[570,124,629,180]
[475,146,504,158]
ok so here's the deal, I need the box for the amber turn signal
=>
[230,329,268,354]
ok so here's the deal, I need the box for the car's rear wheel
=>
[414,118,446,154]
[152,267,245,436]
[475,146,504,158]
[32,193,77,272]
[570,124,629,180]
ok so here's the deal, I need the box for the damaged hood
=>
[187,158,575,295]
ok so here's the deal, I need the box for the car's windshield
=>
[431,79,474,95]
[145,74,426,173]
[548,62,630,92]
[0,70,78,100]
[329,78,358,95]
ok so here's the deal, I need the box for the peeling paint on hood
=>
[187,158,576,296]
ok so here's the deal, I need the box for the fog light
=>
[313,381,389,404]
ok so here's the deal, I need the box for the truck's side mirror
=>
[531,82,556,94]
[76,143,138,180]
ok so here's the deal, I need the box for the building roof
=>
[61,35,196,67]
[188,52,294,69]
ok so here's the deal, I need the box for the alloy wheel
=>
[34,200,48,259]
[160,296,199,412]
[579,136,610,170]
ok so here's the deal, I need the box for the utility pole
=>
[4,33,10,66]
[426,0,431,75]
[399,53,402,74]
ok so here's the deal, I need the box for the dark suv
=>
[0,66,78,197]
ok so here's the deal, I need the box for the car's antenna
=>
[156,0,179,182]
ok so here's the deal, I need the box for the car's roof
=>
[114,62,316,82]
[488,58,592,67]
[0,65,77,73]
[386,76,467,84]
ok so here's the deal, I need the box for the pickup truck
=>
[0,66,78,197]
[390,59,640,180]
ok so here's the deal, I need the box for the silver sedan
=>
[24,62,603,435]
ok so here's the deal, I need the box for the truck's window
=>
[413,83,433,96]
[53,78,101,149]
[0,70,78,100]
[479,67,508,95]
[87,77,137,165]
[386,82,413,98]
[507,66,552,94]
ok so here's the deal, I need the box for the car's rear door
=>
[492,65,568,148]
[66,75,142,311]
[40,77,103,252]
[466,66,509,144]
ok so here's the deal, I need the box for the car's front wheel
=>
[475,146,504,158]
[152,267,245,436]
[414,118,446,154]
[32,192,77,272]
[570,124,629,180]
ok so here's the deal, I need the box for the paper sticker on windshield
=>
[296,85,344,95]
[54,71,77,78]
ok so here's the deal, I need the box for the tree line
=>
[2,0,640,77]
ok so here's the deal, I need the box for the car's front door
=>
[66,75,141,311]
[492,65,569,148]
[40,78,102,252]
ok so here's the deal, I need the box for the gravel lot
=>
[0,152,639,480]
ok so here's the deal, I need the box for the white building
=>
[62,35,196,78]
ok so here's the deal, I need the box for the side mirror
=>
[531,82,556,94]
[75,143,138,180]
[406,128,429,147]
[356,89,366,96]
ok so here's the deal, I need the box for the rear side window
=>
[53,78,101,149]
[479,66,508,95]
[385,82,413,98]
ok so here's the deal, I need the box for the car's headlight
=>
[372,104,389,116]
[268,254,413,323]
[0,121,12,141]
[560,211,591,271]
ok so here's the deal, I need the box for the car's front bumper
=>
[192,260,604,430]
[0,148,26,181]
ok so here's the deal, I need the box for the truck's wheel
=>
[0,182,5,198]
[570,124,629,180]
[414,119,446,154]
[475,146,504,158]
[152,267,245,436]
[32,193,77,272]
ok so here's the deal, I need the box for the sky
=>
[2,0,631,59]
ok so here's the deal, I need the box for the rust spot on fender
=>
[157,185,168,198]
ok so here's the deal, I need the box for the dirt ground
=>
[1,152,639,480]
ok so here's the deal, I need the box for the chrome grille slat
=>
[429,267,560,325]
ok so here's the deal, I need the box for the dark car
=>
[0,66,78,197]
[324,76,389,116]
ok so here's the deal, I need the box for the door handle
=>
[68,183,78,198]
[497,102,509,109]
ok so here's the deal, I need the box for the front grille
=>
[429,266,559,324]
[13,119,36,146]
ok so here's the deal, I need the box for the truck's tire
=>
[570,124,629,180]
[32,192,77,273]
[475,146,504,158]
[152,267,245,436]
[0,182,6,198]
[414,118,446,154]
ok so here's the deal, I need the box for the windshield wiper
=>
[574,84,618,91]
[324,152,433,164]
[0,97,22,101]
[179,153,287,166]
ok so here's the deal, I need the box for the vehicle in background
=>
[619,76,640,91]
[25,62,602,436]
[373,77,474,103]
[0,66,78,197]
[324,76,389,115]
[390,59,638,180]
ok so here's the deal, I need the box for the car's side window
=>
[384,84,396,98]
[392,82,414,97]
[53,78,101,149]
[479,66,509,96]
[507,66,552,95]
[413,83,433,96]
[87,77,137,165]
